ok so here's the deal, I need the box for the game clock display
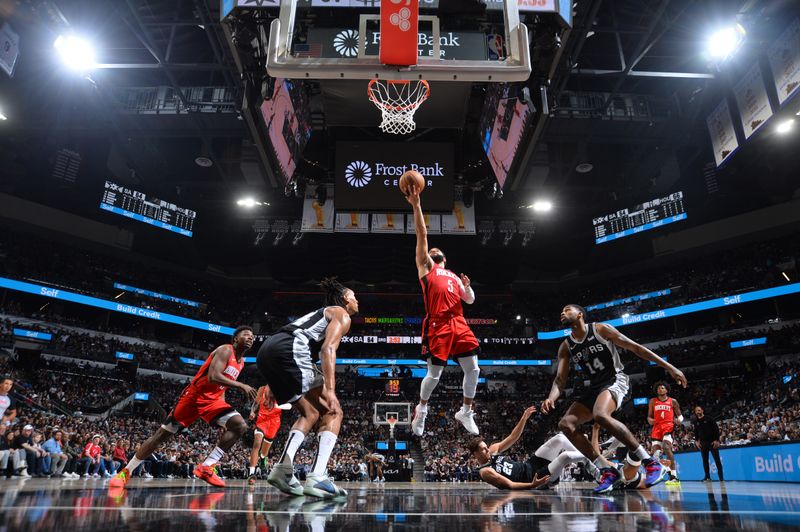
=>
[100,181,196,237]
[593,191,687,244]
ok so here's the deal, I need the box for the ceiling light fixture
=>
[53,34,96,71]
[237,198,269,208]
[531,200,553,212]
[707,25,746,60]
[776,119,795,135]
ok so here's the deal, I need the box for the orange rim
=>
[368,79,430,112]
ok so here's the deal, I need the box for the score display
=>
[100,181,196,237]
[593,191,687,244]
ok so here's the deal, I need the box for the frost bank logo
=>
[345,161,373,187]
[334,29,359,57]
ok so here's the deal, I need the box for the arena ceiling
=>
[0,0,798,285]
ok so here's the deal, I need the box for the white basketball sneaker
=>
[303,473,348,499]
[411,404,428,437]
[455,407,479,435]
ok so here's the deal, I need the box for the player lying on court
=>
[648,381,684,483]
[110,326,257,489]
[403,176,482,437]
[247,384,291,484]
[467,406,601,490]
[257,278,358,499]
[541,304,688,493]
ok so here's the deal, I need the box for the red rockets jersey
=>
[420,262,465,318]
[653,396,674,425]
[189,345,244,399]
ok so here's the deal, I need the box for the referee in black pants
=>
[693,406,724,481]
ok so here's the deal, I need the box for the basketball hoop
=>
[367,79,430,135]
[387,415,398,440]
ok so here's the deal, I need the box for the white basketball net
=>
[368,79,430,135]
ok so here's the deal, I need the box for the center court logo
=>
[345,161,373,187]
[333,29,359,58]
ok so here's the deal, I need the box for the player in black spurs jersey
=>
[541,304,688,494]
[467,406,600,490]
[257,278,358,499]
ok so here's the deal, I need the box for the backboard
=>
[264,0,531,82]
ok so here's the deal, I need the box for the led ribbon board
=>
[0,276,234,335]
[12,328,52,341]
[336,358,551,366]
[586,289,672,311]
[113,283,201,308]
[730,337,767,348]
[536,283,800,340]
[3,275,799,345]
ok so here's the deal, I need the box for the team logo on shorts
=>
[333,29,359,58]
[345,161,373,187]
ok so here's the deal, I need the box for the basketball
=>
[399,170,425,196]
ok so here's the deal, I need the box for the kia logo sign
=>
[336,142,453,212]
[345,161,373,187]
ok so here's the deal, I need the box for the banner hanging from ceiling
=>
[767,19,800,106]
[733,63,773,139]
[707,99,739,167]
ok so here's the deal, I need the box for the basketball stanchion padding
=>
[380,0,419,66]
[368,79,430,135]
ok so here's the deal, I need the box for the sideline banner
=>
[676,442,800,481]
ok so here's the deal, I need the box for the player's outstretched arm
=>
[595,323,688,389]
[480,467,550,490]
[490,406,537,454]
[542,342,570,413]
[647,398,656,426]
[319,306,352,417]
[405,184,433,277]
[207,345,257,401]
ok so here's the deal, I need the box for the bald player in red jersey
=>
[405,184,481,437]
[110,326,257,489]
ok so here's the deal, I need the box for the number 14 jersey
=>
[565,323,625,387]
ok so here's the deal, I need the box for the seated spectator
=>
[79,435,103,478]
[14,425,41,477]
[112,440,127,473]
[42,429,69,477]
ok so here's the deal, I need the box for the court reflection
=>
[1,480,800,531]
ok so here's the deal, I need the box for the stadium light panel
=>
[776,119,794,135]
[707,25,745,60]
[53,34,96,71]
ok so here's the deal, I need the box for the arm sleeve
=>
[457,277,475,304]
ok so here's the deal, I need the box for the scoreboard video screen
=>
[100,181,196,237]
[593,191,687,244]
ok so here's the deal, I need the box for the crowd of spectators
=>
[1,346,799,483]
[1,226,798,348]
